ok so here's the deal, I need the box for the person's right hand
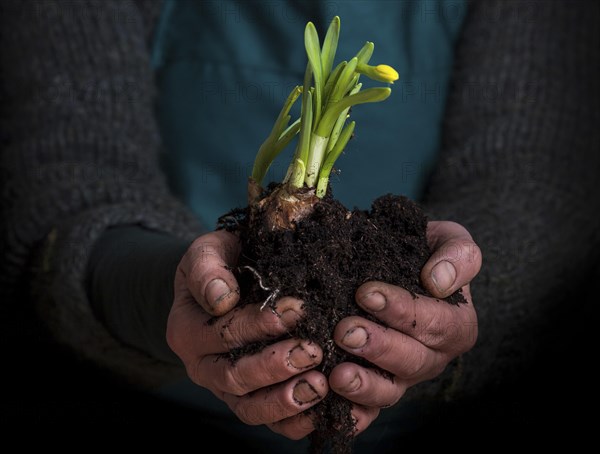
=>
[166,230,328,440]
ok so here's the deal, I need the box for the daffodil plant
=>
[249,17,398,227]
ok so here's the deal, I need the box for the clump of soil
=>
[219,185,464,453]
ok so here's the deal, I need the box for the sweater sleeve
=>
[0,0,203,387]
[418,0,600,398]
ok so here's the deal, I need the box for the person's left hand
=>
[329,221,481,431]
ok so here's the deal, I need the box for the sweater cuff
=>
[87,225,189,365]
[32,202,202,389]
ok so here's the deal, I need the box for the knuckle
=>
[463,322,479,351]
[419,316,446,348]
[431,360,448,378]
[454,310,478,353]
[236,400,280,426]
[382,394,401,409]
[388,296,415,325]
[187,356,207,388]
[369,330,396,363]
[222,364,248,396]
[219,314,248,349]
[380,382,406,408]
[393,383,407,403]
[165,321,180,354]
[353,406,380,434]
[256,310,284,338]
[437,240,462,263]
[231,401,255,425]
[402,349,428,378]
[264,354,288,382]
[165,317,189,357]
[468,242,483,268]
[286,431,308,441]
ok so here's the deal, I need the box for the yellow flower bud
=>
[374,65,399,83]
[356,62,399,84]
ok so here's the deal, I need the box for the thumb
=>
[421,221,482,298]
[180,230,241,316]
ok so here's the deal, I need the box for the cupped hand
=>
[166,230,328,440]
[330,221,481,432]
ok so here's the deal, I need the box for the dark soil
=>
[219,185,464,454]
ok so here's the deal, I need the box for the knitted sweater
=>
[1,0,598,402]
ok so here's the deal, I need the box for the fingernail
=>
[280,308,302,328]
[431,260,456,294]
[206,278,231,307]
[277,298,304,328]
[342,327,368,349]
[360,292,386,312]
[288,344,318,369]
[343,374,361,393]
[292,379,320,404]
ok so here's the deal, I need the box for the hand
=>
[166,230,328,439]
[329,221,481,429]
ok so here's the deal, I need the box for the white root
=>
[239,265,281,312]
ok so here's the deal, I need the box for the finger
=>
[356,282,478,351]
[268,413,315,440]
[421,221,482,298]
[329,362,406,408]
[351,405,380,436]
[222,371,328,425]
[334,316,443,382]
[192,339,322,396]
[181,230,241,316]
[167,296,304,360]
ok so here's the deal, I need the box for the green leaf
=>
[344,74,360,96]
[305,22,323,127]
[323,61,346,105]
[316,121,356,198]
[273,118,301,155]
[327,83,361,153]
[277,118,301,145]
[356,41,374,65]
[321,16,340,82]
[329,57,357,105]
[316,87,391,138]
[252,86,302,184]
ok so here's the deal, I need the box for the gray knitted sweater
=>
[1,0,598,400]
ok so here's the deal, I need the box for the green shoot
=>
[251,16,398,199]
[252,86,302,184]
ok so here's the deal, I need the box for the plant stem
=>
[305,134,329,187]
[289,90,313,189]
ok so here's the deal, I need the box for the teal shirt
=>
[151,1,467,451]
[152,0,467,229]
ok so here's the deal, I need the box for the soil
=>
[218,185,465,454]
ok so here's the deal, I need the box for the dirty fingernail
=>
[277,298,303,328]
[343,374,362,393]
[431,260,456,294]
[288,343,319,369]
[360,292,386,312]
[206,278,231,307]
[293,379,320,404]
[280,308,302,328]
[342,327,368,349]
